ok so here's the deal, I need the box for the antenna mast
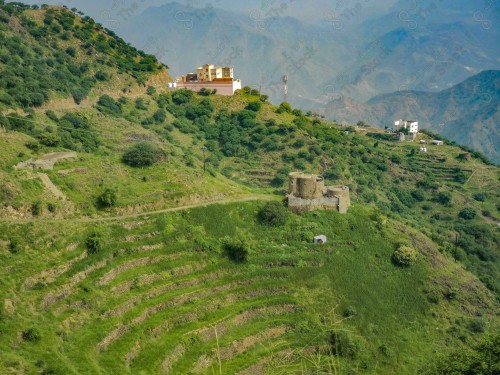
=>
[282,75,288,103]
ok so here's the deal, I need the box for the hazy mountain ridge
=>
[1,4,499,374]
[327,70,500,163]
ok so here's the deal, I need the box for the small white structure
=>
[419,146,427,153]
[419,140,426,144]
[314,235,327,244]
[394,119,419,135]
[431,140,444,145]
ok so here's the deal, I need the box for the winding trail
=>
[0,194,277,224]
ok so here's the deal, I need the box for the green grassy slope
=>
[0,3,499,374]
[1,203,497,374]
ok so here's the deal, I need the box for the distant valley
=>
[327,70,500,163]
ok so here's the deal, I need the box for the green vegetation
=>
[122,142,162,167]
[0,3,498,374]
[258,201,289,227]
[85,227,104,255]
[0,4,164,109]
[392,245,418,267]
[96,187,117,209]
[1,202,497,374]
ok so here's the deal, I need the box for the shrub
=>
[85,228,104,255]
[135,97,148,110]
[343,306,357,318]
[96,95,122,116]
[153,109,167,124]
[172,89,194,105]
[411,189,425,202]
[258,201,289,227]
[25,140,41,152]
[43,110,58,122]
[435,191,452,206]
[459,208,476,220]
[468,319,486,333]
[31,200,42,216]
[276,102,292,114]
[22,327,41,342]
[329,331,362,359]
[47,202,57,213]
[8,237,20,254]
[392,245,417,266]
[246,101,262,112]
[122,142,161,167]
[473,193,487,202]
[65,46,76,57]
[97,188,117,209]
[222,237,249,263]
[39,132,61,147]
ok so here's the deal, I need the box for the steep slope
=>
[0,3,499,375]
[327,70,500,163]
[0,3,171,111]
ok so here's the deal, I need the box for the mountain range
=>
[115,0,499,105]
[111,1,499,160]
[327,70,500,163]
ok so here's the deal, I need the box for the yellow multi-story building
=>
[196,64,234,82]
[174,63,241,96]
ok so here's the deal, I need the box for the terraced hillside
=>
[1,202,498,374]
[0,3,499,374]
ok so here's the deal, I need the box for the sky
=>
[11,0,398,26]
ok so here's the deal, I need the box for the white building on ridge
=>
[394,119,419,134]
[174,63,242,96]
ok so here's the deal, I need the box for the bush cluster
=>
[122,142,162,167]
[258,201,289,227]
[392,245,418,266]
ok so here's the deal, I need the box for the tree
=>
[258,201,289,227]
[459,207,476,220]
[122,142,161,167]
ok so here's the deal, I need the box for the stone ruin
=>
[286,172,350,213]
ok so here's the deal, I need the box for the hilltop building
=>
[394,119,419,140]
[394,119,418,133]
[286,172,350,213]
[174,63,242,95]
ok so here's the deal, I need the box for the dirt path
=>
[0,194,276,224]
[36,173,67,201]
[15,152,77,171]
